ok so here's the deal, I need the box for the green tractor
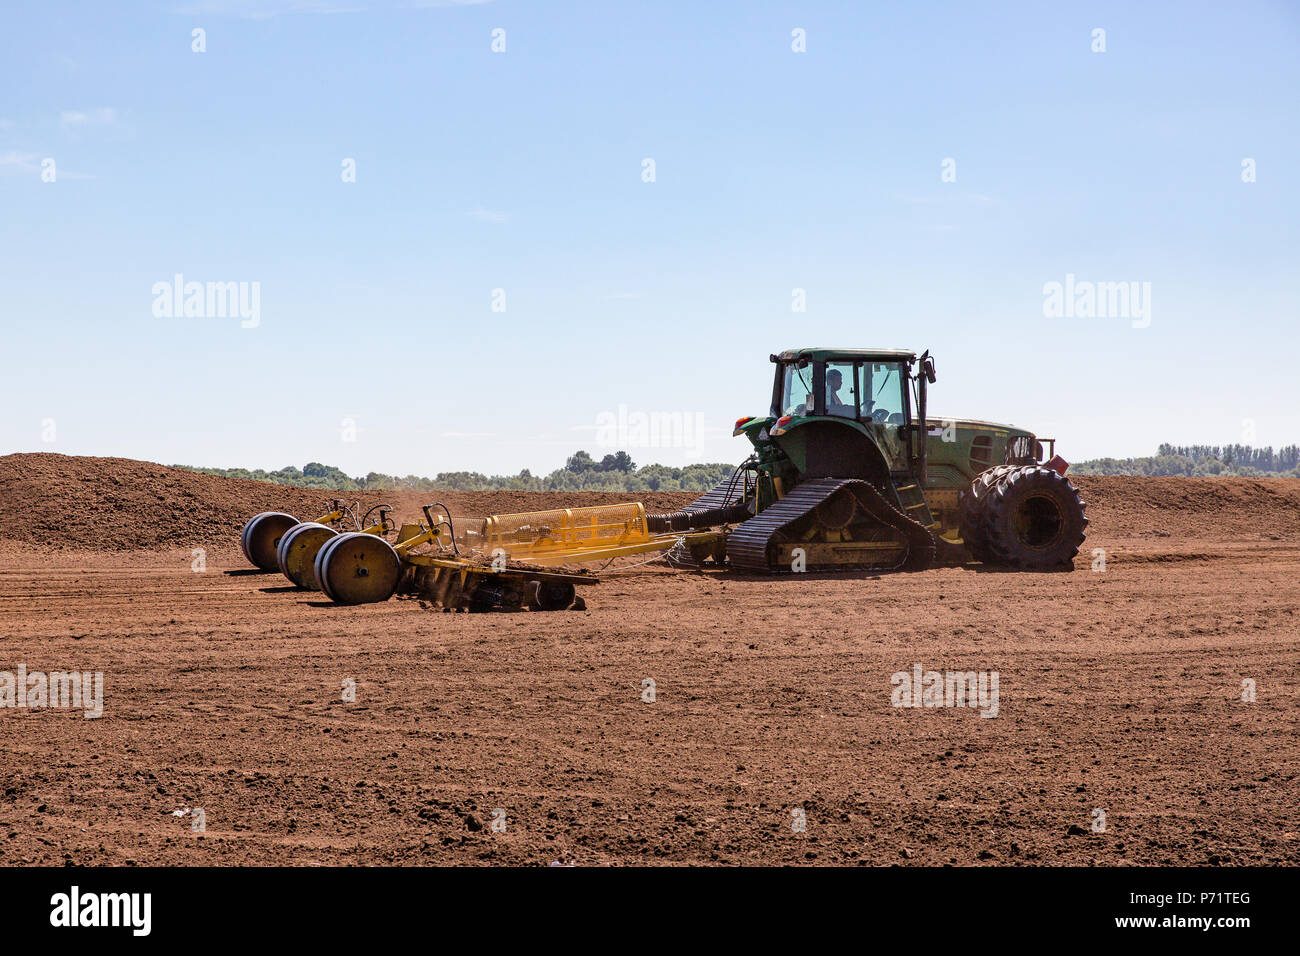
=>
[647,348,1088,572]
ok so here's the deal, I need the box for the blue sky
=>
[2,0,1297,476]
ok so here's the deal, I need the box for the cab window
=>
[824,362,857,418]
[859,362,907,424]
[779,363,816,416]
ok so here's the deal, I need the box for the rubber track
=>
[726,478,935,573]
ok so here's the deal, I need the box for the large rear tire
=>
[958,466,1015,563]
[983,466,1088,569]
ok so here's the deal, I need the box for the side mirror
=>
[917,350,937,384]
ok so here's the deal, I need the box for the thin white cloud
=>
[0,151,40,174]
[0,151,93,179]
[604,291,645,300]
[898,191,996,207]
[467,207,506,224]
[440,430,496,438]
[60,107,117,128]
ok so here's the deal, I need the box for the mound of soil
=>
[0,453,697,553]
[1072,475,1300,539]
[1,453,1296,554]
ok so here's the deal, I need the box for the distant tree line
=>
[183,442,1300,490]
[1073,444,1300,478]
[181,450,738,493]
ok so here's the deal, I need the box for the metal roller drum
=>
[314,532,403,605]
[239,512,300,571]
[276,522,339,590]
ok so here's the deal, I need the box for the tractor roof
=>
[773,347,917,364]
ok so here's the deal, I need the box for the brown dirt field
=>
[1,453,1298,866]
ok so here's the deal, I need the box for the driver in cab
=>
[825,369,855,418]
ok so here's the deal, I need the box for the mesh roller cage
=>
[396,516,492,555]
[480,503,650,558]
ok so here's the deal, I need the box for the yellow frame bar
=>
[507,531,722,566]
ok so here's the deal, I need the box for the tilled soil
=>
[1,454,1297,865]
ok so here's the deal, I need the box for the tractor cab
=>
[771,348,916,427]
[733,349,935,494]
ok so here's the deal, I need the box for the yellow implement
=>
[240,498,353,571]
[310,504,607,609]
[305,502,724,608]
